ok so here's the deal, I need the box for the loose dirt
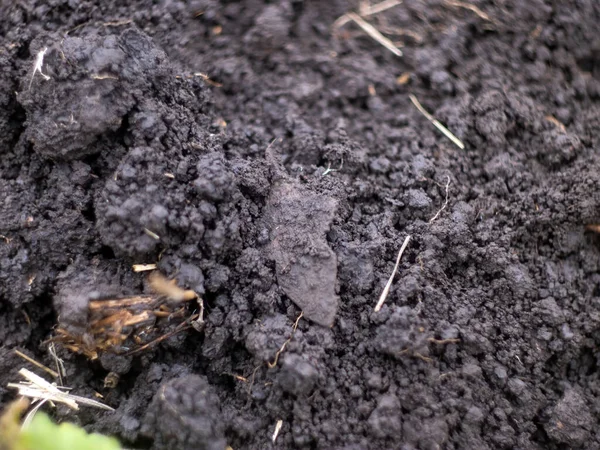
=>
[1,1,600,449]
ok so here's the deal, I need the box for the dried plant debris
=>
[50,273,201,359]
[7,368,114,411]
[13,350,59,380]
[333,0,404,57]
[272,419,283,443]
[409,94,465,149]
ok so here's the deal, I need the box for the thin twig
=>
[346,12,403,57]
[374,235,411,312]
[409,94,465,150]
[429,176,451,223]
[14,350,58,379]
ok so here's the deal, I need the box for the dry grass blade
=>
[48,343,66,386]
[362,0,403,16]
[22,399,48,428]
[7,368,114,411]
[374,235,411,312]
[409,94,465,149]
[334,0,403,28]
[144,228,160,240]
[375,24,423,42]
[102,19,133,27]
[443,0,493,22]
[13,350,59,379]
[346,12,403,57]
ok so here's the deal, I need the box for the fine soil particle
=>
[1,1,600,449]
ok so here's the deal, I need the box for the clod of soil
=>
[265,181,339,326]
[142,375,226,450]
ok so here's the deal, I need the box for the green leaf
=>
[18,413,121,450]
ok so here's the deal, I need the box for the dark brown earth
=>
[1,0,600,449]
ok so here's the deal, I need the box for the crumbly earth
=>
[1,0,600,449]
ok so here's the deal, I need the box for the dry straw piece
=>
[333,0,403,57]
[374,235,411,312]
[443,0,494,22]
[7,368,114,412]
[272,419,283,443]
[13,350,58,379]
[346,12,403,57]
[334,0,403,28]
[132,263,157,272]
[409,94,465,150]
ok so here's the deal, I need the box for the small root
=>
[429,176,451,224]
[267,312,304,369]
[428,338,460,345]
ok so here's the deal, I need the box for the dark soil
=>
[1,0,600,448]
